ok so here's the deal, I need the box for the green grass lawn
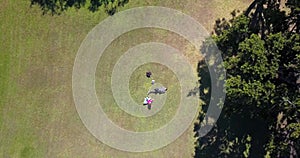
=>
[97,61,180,132]
[0,0,251,157]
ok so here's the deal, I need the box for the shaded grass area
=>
[195,111,269,157]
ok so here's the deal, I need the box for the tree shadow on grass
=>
[193,22,270,157]
[188,8,270,158]
[193,58,270,157]
[30,0,129,15]
[194,110,270,158]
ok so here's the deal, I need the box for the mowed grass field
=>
[0,0,251,157]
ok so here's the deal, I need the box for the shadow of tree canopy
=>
[193,56,270,158]
[30,0,129,15]
[194,110,270,158]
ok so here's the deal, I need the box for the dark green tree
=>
[30,0,129,15]
[195,0,300,157]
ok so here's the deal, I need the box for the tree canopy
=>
[30,0,129,15]
[196,0,300,157]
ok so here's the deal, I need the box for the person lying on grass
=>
[148,87,168,95]
[143,97,153,105]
